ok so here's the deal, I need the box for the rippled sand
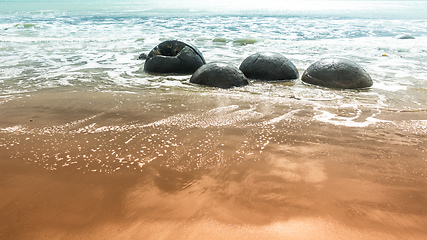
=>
[1,90,426,239]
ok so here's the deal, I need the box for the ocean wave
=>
[1,6,427,117]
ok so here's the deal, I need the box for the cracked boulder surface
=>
[144,40,206,74]
[239,52,299,81]
[190,62,249,89]
[301,58,373,89]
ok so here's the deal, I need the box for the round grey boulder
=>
[144,40,206,74]
[190,62,249,89]
[396,34,415,39]
[301,58,373,89]
[239,52,299,81]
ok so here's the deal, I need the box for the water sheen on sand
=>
[1,1,426,239]
[1,89,426,239]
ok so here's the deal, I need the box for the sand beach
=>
[1,0,427,239]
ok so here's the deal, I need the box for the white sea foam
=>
[0,0,426,121]
[313,107,391,127]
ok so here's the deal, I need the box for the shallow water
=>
[1,1,427,239]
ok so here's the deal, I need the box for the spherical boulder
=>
[396,34,415,39]
[301,58,373,89]
[144,40,206,74]
[190,62,249,89]
[239,52,299,81]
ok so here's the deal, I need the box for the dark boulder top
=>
[239,52,299,81]
[190,62,249,89]
[143,40,206,74]
[301,58,373,89]
[396,34,415,39]
[137,53,147,60]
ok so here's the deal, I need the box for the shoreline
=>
[2,0,427,238]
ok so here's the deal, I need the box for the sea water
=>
[0,1,426,239]
[1,0,426,111]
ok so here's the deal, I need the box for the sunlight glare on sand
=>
[1,0,427,238]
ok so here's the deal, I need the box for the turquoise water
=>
[1,0,426,125]
[2,0,427,19]
[1,2,426,238]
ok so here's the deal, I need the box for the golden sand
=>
[1,90,426,239]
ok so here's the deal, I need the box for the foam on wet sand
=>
[1,90,426,239]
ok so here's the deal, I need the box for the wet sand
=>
[1,90,426,239]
